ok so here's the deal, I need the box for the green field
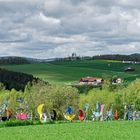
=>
[0,121,140,140]
[1,60,140,84]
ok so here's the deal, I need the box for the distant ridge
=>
[130,53,140,57]
[0,53,140,65]
[0,56,56,65]
[0,56,30,65]
[93,53,140,62]
[54,53,140,62]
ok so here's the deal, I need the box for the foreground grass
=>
[0,121,140,140]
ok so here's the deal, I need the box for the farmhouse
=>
[112,78,122,85]
[79,77,104,86]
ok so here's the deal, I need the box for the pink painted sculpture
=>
[16,113,29,120]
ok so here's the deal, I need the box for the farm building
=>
[124,67,135,72]
[79,77,104,86]
[112,78,122,85]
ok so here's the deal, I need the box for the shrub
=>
[24,82,79,119]
[4,120,34,127]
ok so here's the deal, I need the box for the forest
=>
[0,68,39,91]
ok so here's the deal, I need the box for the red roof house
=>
[79,77,104,86]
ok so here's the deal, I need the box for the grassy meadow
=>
[1,60,140,84]
[0,121,139,140]
[0,60,140,140]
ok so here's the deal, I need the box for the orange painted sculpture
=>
[115,110,119,120]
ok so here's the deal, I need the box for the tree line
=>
[93,54,140,62]
[55,53,140,62]
[0,57,30,65]
[0,68,40,91]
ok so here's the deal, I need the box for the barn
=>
[124,67,135,72]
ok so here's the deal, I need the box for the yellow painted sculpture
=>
[37,104,47,123]
[37,104,44,115]
[64,106,75,121]
[64,114,75,121]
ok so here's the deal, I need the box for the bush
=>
[24,82,79,119]
[4,120,34,127]
[0,78,139,121]
[79,79,140,118]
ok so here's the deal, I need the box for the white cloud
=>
[108,42,140,54]
[0,0,140,58]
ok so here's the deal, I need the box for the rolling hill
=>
[1,60,140,85]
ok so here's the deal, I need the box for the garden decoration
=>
[16,97,30,121]
[91,102,101,121]
[124,104,128,120]
[115,110,119,120]
[1,116,7,121]
[130,105,140,120]
[66,106,73,114]
[16,112,29,120]
[78,109,85,121]
[106,106,113,121]
[37,104,47,123]
[100,104,105,121]
[64,114,75,121]
[6,108,13,120]
[84,103,89,120]
[40,113,47,123]
[92,103,105,121]
[0,102,13,121]
[123,104,133,120]
[127,105,133,120]
[0,104,5,120]
[37,104,44,115]
[16,97,24,109]
[96,102,101,113]
[100,104,104,115]
[92,111,100,121]
[64,106,75,121]
[133,111,140,120]
[16,97,23,103]
[50,110,57,121]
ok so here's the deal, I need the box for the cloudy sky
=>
[0,0,140,58]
